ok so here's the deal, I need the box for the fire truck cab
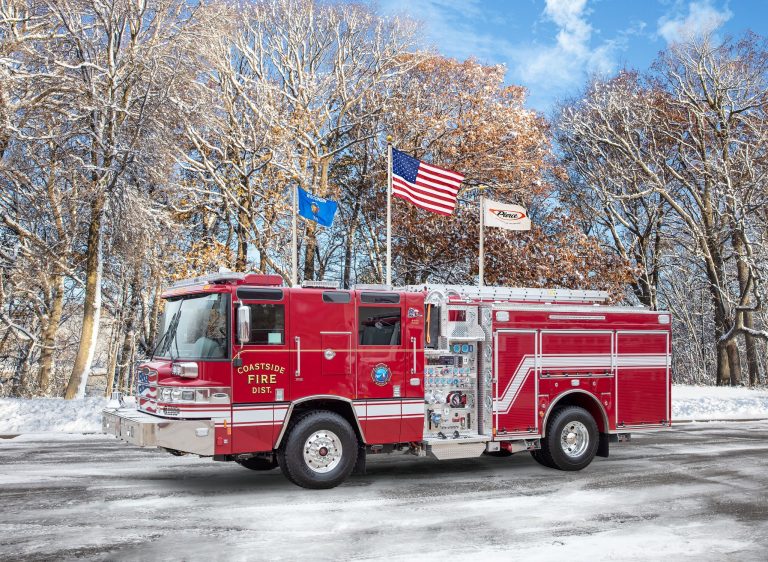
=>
[103,272,671,489]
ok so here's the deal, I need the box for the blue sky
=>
[377,0,768,114]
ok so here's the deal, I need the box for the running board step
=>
[427,441,487,460]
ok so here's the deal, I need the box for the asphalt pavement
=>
[1,422,767,561]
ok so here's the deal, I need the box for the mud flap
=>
[597,433,610,458]
[353,443,367,475]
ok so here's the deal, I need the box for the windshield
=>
[155,293,229,360]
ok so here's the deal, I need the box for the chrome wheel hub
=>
[303,430,343,473]
[560,421,589,458]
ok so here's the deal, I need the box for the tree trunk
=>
[303,221,317,281]
[122,336,137,394]
[715,342,730,386]
[235,175,251,271]
[12,344,35,397]
[235,212,248,271]
[726,340,742,386]
[117,275,141,391]
[343,197,361,289]
[731,232,761,386]
[743,315,760,386]
[104,275,129,397]
[65,196,105,399]
[104,329,120,397]
[37,274,65,395]
[145,273,163,355]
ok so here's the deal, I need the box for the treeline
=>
[0,0,764,398]
[557,34,768,386]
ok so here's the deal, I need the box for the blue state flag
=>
[297,186,338,227]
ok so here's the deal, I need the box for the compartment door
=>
[320,332,352,377]
[290,290,356,399]
[616,331,670,427]
[494,330,538,435]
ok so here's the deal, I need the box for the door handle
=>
[410,336,417,375]
[294,336,301,377]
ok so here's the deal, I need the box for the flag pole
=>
[478,184,486,287]
[386,136,393,286]
[291,179,298,286]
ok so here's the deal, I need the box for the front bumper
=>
[102,408,215,456]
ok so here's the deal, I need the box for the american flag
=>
[391,148,464,215]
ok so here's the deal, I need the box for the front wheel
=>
[277,410,358,489]
[539,406,598,471]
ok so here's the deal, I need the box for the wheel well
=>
[543,391,608,437]
[277,398,365,448]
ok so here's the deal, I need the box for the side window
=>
[358,306,401,345]
[323,291,351,303]
[248,304,285,345]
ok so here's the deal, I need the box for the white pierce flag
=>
[483,199,531,230]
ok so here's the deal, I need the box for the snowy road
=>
[1,423,767,561]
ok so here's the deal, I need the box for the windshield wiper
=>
[154,306,183,359]
[166,308,183,361]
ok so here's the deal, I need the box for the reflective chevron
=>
[495,354,669,414]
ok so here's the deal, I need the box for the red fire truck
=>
[103,272,671,489]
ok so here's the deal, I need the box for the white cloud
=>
[378,0,508,62]
[657,1,733,44]
[378,0,641,112]
[513,0,619,92]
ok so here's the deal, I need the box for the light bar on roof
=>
[169,272,247,290]
[301,280,340,289]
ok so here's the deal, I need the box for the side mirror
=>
[237,305,251,344]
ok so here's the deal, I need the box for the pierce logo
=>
[490,209,527,222]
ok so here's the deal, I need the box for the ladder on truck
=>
[400,284,610,304]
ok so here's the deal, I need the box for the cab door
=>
[289,289,356,400]
[355,291,407,443]
[231,287,290,453]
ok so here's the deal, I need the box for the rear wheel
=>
[277,410,358,489]
[538,406,598,471]
[236,456,277,471]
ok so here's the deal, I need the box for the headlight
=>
[158,386,229,404]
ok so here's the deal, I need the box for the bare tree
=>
[558,34,768,385]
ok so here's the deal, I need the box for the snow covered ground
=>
[672,384,768,421]
[1,422,766,561]
[1,385,767,434]
[0,396,134,434]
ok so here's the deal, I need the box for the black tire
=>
[530,449,554,468]
[277,410,358,489]
[236,456,278,471]
[538,406,598,471]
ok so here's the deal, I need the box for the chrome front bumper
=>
[102,408,215,456]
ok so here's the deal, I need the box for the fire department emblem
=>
[407,307,422,318]
[371,363,392,386]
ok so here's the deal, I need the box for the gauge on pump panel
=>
[452,344,461,353]
[461,344,469,353]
